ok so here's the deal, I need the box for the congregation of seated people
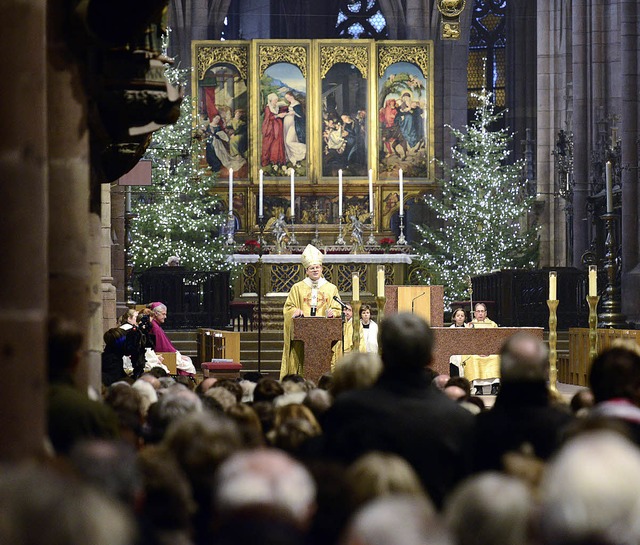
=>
[6,310,640,545]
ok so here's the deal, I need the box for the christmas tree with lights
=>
[415,89,539,304]
[130,68,232,272]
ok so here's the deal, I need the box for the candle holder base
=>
[288,217,298,246]
[351,299,362,352]
[225,213,236,246]
[587,295,601,363]
[335,219,346,245]
[376,296,386,325]
[397,215,407,245]
[547,299,559,393]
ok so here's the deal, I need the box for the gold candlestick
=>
[587,295,600,363]
[376,296,386,325]
[547,299,559,393]
[351,299,362,353]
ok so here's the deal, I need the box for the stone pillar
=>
[102,184,118,330]
[47,0,92,390]
[537,2,570,267]
[620,0,640,321]
[571,2,590,267]
[0,0,49,461]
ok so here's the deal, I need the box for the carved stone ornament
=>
[437,0,466,41]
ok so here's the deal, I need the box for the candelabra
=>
[598,212,626,328]
[397,214,407,245]
[335,214,346,245]
[587,295,600,363]
[225,212,236,246]
[367,210,377,245]
[547,299,559,393]
[351,299,362,352]
[288,215,298,246]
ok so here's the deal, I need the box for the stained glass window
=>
[467,0,506,113]
[335,0,388,39]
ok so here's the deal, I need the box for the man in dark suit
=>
[472,332,574,472]
[320,312,474,509]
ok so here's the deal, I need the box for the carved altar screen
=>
[192,40,434,238]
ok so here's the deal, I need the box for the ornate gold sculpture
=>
[587,295,601,363]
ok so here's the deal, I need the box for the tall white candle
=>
[377,265,385,297]
[589,265,597,297]
[352,273,359,301]
[606,161,613,213]
[338,169,343,217]
[549,271,557,301]
[290,168,295,218]
[369,169,374,214]
[399,169,404,217]
[228,168,233,213]
[258,169,264,217]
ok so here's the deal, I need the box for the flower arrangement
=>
[242,239,261,253]
[379,237,395,252]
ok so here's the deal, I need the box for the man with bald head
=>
[472,332,574,472]
[320,312,474,509]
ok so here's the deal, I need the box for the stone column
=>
[102,184,117,330]
[570,2,590,266]
[620,0,640,321]
[0,0,49,461]
[47,0,92,389]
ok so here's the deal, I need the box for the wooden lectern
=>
[384,285,444,326]
[292,317,343,383]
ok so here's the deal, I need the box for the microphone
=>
[333,296,348,309]
[411,292,427,314]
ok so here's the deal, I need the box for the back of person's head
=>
[432,374,450,390]
[343,494,451,545]
[589,346,640,404]
[331,352,383,397]
[570,389,595,415]
[446,377,471,397]
[204,386,237,411]
[0,463,134,545]
[213,448,317,528]
[225,403,264,448]
[214,379,243,402]
[145,388,203,442]
[136,444,196,536]
[103,327,127,349]
[538,430,640,545]
[346,451,431,511]
[379,313,434,372]
[303,388,333,420]
[69,439,141,506]
[317,372,334,391]
[444,472,533,545]
[253,378,285,403]
[162,411,242,488]
[499,333,549,383]
[104,383,143,442]
[252,401,276,435]
[48,316,84,380]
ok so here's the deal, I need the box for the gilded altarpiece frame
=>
[192,41,250,231]
[192,40,434,237]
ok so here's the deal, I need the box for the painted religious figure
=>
[260,63,307,177]
[198,62,249,178]
[378,62,428,179]
[321,63,368,177]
